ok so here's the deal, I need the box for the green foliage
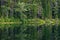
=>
[1,0,60,19]
[0,0,60,40]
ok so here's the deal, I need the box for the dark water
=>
[0,24,60,40]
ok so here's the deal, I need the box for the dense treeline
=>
[0,0,60,19]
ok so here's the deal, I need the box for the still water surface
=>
[0,24,60,40]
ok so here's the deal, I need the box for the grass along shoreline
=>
[0,18,59,25]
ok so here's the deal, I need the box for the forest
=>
[0,0,60,22]
[0,0,60,40]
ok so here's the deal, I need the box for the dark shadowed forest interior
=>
[0,0,60,40]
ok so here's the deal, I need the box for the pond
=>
[0,0,60,40]
[0,23,60,40]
